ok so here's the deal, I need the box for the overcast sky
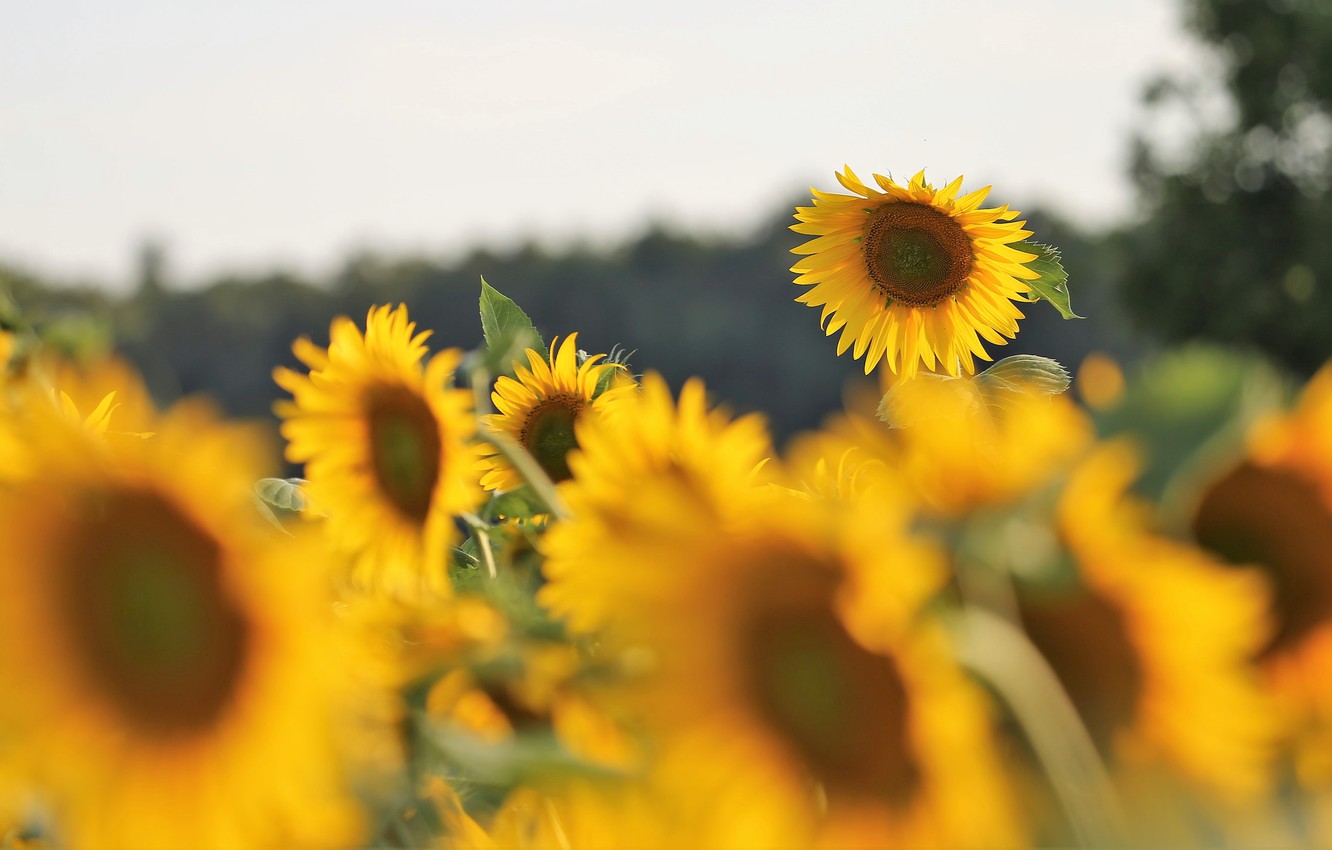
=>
[1,0,1211,288]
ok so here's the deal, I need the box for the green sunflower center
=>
[62,488,251,736]
[366,385,442,523]
[520,395,586,484]
[1018,590,1143,755]
[1193,462,1332,656]
[742,561,920,805]
[862,202,974,308]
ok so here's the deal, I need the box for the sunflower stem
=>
[477,431,570,522]
[956,607,1128,849]
[460,513,499,579]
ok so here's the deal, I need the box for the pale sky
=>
[0,0,1210,289]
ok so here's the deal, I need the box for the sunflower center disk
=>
[862,202,974,308]
[367,386,442,523]
[62,489,251,736]
[521,396,585,484]
[742,562,921,805]
[1194,462,1332,656]
[1018,591,1143,755]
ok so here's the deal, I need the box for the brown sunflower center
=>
[1193,462,1332,657]
[366,385,442,522]
[60,488,251,736]
[1018,590,1143,755]
[741,561,920,805]
[862,202,974,308]
[519,395,586,484]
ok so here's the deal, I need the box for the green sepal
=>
[591,344,635,398]
[1014,241,1082,320]
[478,278,546,376]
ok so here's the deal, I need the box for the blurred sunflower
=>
[548,434,1020,847]
[1191,365,1332,809]
[477,333,627,491]
[1193,365,1332,658]
[1032,443,1275,803]
[792,167,1039,379]
[539,372,773,633]
[0,397,362,850]
[274,304,481,598]
[794,375,1091,517]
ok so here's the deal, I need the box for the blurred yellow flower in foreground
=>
[275,304,482,599]
[1192,364,1332,833]
[539,372,773,633]
[546,408,1022,849]
[792,167,1039,379]
[0,392,363,850]
[1039,443,1275,805]
[810,373,1092,516]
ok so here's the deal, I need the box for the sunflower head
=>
[274,303,482,599]
[478,333,629,492]
[538,372,773,633]
[0,393,363,850]
[1046,443,1277,803]
[792,167,1040,379]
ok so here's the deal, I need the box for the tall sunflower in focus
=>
[0,396,362,850]
[792,167,1039,379]
[275,304,481,598]
[477,333,627,491]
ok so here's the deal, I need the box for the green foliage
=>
[483,486,547,523]
[255,477,310,513]
[478,278,545,377]
[977,355,1072,398]
[252,477,311,530]
[1015,242,1081,320]
[1124,0,1332,374]
[1093,345,1288,506]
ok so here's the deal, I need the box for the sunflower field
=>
[3,164,1332,850]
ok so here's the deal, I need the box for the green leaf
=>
[479,278,545,375]
[1014,241,1082,320]
[877,356,1070,427]
[254,477,310,513]
[422,723,622,788]
[484,485,547,522]
[976,355,1071,399]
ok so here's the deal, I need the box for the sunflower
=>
[1191,365,1332,658]
[1191,366,1332,816]
[1031,443,1276,807]
[0,395,362,850]
[274,304,481,599]
[792,166,1040,379]
[538,372,773,633]
[546,468,1021,848]
[477,333,627,492]
[791,374,1092,517]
